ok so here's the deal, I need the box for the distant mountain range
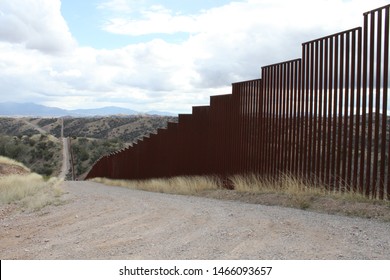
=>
[0,102,176,117]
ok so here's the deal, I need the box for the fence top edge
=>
[302,27,362,46]
[363,3,390,16]
[261,58,301,69]
[192,105,210,109]
[210,93,232,99]
[178,113,192,117]
[231,78,262,85]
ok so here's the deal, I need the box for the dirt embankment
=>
[1,181,390,260]
[0,164,29,177]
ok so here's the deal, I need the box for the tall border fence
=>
[86,5,390,200]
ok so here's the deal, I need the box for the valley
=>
[0,115,177,179]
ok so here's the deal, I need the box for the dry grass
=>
[230,173,374,200]
[229,173,379,209]
[92,173,378,202]
[229,173,326,210]
[91,173,390,221]
[0,172,64,211]
[231,173,333,195]
[91,176,221,195]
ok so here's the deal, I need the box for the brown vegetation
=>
[91,174,390,222]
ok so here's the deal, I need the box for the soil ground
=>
[1,181,390,260]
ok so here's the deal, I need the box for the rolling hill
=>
[0,115,178,178]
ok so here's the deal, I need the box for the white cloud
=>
[0,0,76,54]
[103,5,199,35]
[98,0,390,90]
[1,0,389,114]
[101,0,386,37]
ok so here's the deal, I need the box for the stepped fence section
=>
[86,5,390,199]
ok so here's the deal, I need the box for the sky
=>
[0,0,389,114]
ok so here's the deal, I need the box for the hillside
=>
[0,116,177,143]
[0,116,178,178]
[0,118,45,136]
[0,133,62,177]
[61,116,177,142]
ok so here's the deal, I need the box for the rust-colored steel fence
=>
[85,5,390,199]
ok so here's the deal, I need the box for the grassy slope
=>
[0,156,63,211]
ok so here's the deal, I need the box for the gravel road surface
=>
[1,181,390,259]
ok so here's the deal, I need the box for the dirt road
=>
[1,181,390,259]
[20,118,49,135]
[58,137,71,179]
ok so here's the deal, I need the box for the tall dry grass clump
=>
[0,157,64,211]
[92,175,221,195]
[230,173,326,196]
[1,173,43,203]
[229,173,328,209]
[229,173,379,209]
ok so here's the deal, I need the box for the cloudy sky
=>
[0,0,388,114]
